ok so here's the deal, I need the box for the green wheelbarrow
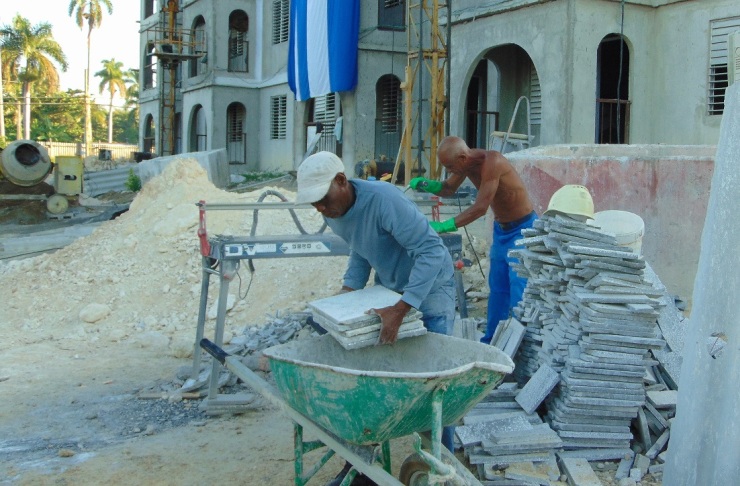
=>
[200,332,514,485]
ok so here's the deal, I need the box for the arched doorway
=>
[143,115,156,153]
[190,105,207,152]
[464,45,540,151]
[596,34,630,143]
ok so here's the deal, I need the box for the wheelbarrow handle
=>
[200,338,229,364]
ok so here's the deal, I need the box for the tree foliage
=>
[1,9,137,146]
[0,14,68,138]
[95,58,127,142]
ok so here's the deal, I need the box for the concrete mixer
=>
[0,139,82,215]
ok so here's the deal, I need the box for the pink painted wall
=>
[507,145,716,309]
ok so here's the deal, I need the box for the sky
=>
[3,1,140,106]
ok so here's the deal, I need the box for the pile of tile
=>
[456,383,564,481]
[508,214,666,457]
[308,286,426,350]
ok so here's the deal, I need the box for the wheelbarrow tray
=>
[263,333,514,445]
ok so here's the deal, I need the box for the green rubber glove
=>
[409,177,443,194]
[430,218,457,233]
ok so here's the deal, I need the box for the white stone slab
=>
[313,309,422,336]
[325,323,427,350]
[308,286,406,327]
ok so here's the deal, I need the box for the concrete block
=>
[491,317,527,359]
[550,420,630,434]
[557,449,633,461]
[515,364,560,414]
[308,286,403,327]
[646,390,678,409]
[615,452,636,480]
[567,244,641,260]
[471,452,552,466]
[632,454,650,479]
[138,149,230,188]
[645,429,670,459]
[323,323,426,350]
[504,461,555,485]
[559,457,603,486]
[455,414,533,447]
[635,408,652,450]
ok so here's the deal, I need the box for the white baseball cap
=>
[296,151,345,203]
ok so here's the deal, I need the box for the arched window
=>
[226,103,246,164]
[143,115,156,153]
[190,105,207,152]
[228,10,249,73]
[190,16,207,77]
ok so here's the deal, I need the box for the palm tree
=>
[123,68,139,110]
[68,0,113,154]
[94,58,126,143]
[0,15,68,140]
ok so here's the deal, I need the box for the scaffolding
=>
[144,0,204,156]
[393,0,449,185]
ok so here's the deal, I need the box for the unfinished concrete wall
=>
[507,144,715,308]
[662,81,740,486]
[447,0,739,149]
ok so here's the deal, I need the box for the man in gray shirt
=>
[296,151,457,463]
[296,151,456,345]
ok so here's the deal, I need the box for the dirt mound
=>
[1,157,345,356]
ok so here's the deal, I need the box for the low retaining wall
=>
[506,144,716,309]
[137,149,230,189]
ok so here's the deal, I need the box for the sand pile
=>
[0,158,346,357]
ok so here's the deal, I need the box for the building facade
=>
[138,0,740,174]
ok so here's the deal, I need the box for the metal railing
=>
[596,98,631,144]
[39,141,139,161]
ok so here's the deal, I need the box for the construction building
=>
[137,0,740,176]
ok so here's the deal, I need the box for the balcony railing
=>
[596,98,630,144]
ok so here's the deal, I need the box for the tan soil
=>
[0,158,661,485]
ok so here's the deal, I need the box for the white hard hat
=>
[544,184,595,221]
[296,151,345,203]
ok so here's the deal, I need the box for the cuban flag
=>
[288,0,360,102]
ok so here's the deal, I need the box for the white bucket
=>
[593,210,645,256]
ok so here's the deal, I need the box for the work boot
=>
[325,462,352,486]
[325,462,378,486]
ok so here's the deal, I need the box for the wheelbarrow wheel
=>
[399,453,431,486]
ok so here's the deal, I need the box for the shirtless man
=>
[409,136,537,344]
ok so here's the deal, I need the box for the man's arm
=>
[449,154,502,228]
[373,299,412,344]
[436,173,467,198]
[342,251,372,291]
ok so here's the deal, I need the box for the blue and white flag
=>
[288,0,360,102]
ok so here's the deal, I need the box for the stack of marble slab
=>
[508,214,666,457]
[457,383,563,475]
[308,285,426,350]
